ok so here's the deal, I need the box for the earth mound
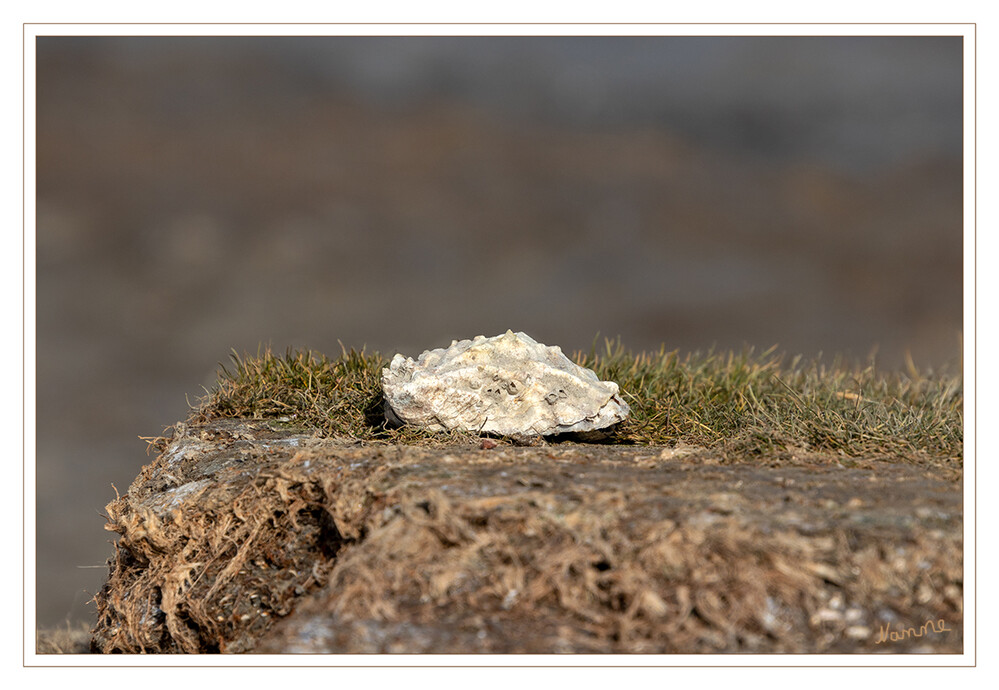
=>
[91,419,962,654]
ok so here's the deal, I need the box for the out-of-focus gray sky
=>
[35,36,963,627]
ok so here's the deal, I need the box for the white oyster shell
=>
[381,330,630,436]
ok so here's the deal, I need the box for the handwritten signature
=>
[875,618,951,644]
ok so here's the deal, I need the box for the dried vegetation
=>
[87,343,963,654]
[92,423,962,654]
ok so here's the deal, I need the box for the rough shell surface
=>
[381,330,630,436]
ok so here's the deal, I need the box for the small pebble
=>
[845,625,871,639]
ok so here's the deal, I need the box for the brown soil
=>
[89,419,962,654]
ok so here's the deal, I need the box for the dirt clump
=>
[91,420,962,654]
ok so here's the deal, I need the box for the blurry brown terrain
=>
[34,37,963,629]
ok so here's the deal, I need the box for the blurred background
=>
[35,36,964,628]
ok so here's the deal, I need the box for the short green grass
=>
[190,341,962,464]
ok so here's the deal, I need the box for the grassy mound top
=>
[190,341,962,464]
